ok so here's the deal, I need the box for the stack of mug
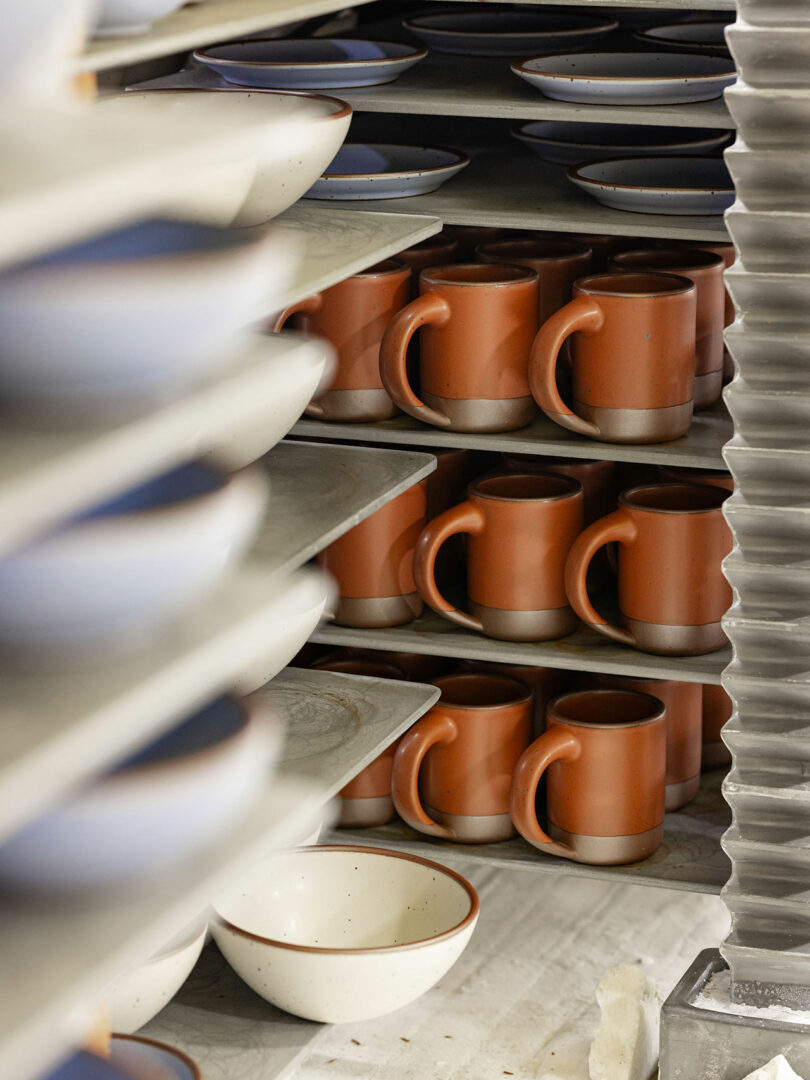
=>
[303,647,732,867]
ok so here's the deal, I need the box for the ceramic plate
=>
[110,1035,199,1080]
[193,39,427,89]
[635,21,731,53]
[568,156,735,216]
[304,143,469,200]
[512,120,731,165]
[512,51,736,105]
[586,7,696,30]
[401,9,618,56]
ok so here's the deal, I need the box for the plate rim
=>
[568,154,735,195]
[320,142,470,181]
[194,39,427,70]
[511,50,736,83]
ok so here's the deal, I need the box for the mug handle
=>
[270,294,326,417]
[529,295,605,439]
[391,711,458,839]
[564,508,638,647]
[510,726,580,856]
[379,292,453,429]
[413,501,486,632]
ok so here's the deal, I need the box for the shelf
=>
[335,767,729,895]
[77,0,376,74]
[0,667,438,1080]
[294,400,731,470]
[421,0,733,7]
[312,608,731,685]
[145,854,729,1080]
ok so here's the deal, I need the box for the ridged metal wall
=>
[720,0,810,1008]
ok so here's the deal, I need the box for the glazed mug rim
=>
[420,263,538,287]
[433,672,534,709]
[549,688,665,729]
[573,270,695,298]
[620,481,729,515]
[470,471,582,503]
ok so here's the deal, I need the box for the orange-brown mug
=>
[589,674,703,810]
[414,472,584,641]
[379,264,539,433]
[312,657,407,827]
[455,659,567,739]
[272,259,410,422]
[392,672,533,842]
[510,689,667,865]
[316,646,454,683]
[666,239,735,381]
[702,683,732,770]
[610,248,726,411]
[477,237,592,324]
[529,272,697,444]
[658,466,733,492]
[444,225,511,261]
[397,233,460,299]
[565,482,733,656]
[318,480,427,628]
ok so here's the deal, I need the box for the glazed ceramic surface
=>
[477,237,592,323]
[415,473,584,641]
[0,462,267,653]
[106,917,208,1033]
[110,1035,199,1080]
[512,120,730,166]
[45,1052,132,1080]
[117,89,351,227]
[512,52,736,105]
[305,143,469,200]
[569,156,735,216]
[564,483,733,656]
[212,845,479,1022]
[530,272,697,444]
[194,39,427,89]
[93,0,186,36]
[402,10,618,56]
[0,219,292,411]
[0,695,278,889]
[511,689,667,865]
[636,21,730,53]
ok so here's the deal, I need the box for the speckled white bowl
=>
[106,916,207,1033]
[212,845,479,1022]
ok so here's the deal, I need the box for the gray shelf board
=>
[334,768,730,896]
[423,0,733,7]
[340,52,734,130]
[305,144,730,242]
[255,440,436,576]
[312,609,730,685]
[293,400,730,469]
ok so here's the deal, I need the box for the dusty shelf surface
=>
[146,857,729,1080]
[312,609,731,685]
[294,399,731,470]
[0,667,438,1080]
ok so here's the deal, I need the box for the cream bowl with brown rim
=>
[212,845,479,1022]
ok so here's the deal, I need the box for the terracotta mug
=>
[315,646,455,683]
[312,657,406,827]
[272,259,410,422]
[511,689,666,864]
[543,232,648,273]
[610,248,726,411]
[392,672,533,842]
[666,239,735,381]
[414,472,584,641]
[444,225,511,260]
[529,272,697,444]
[565,482,733,656]
[477,238,592,324]
[658,466,733,492]
[589,674,703,810]
[455,659,567,739]
[379,264,539,433]
[397,233,460,299]
[318,480,427,628]
[702,683,732,770]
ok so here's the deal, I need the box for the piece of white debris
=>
[588,965,662,1080]
[740,1055,807,1080]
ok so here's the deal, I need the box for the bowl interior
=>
[217,847,475,949]
[203,39,415,64]
[519,120,721,148]
[78,462,225,521]
[408,11,609,34]
[110,1037,197,1080]
[324,143,461,175]
[46,1053,132,1080]
[116,697,246,773]
[522,51,733,78]
[577,156,732,190]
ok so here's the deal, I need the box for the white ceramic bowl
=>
[194,39,427,89]
[569,155,735,215]
[122,88,352,226]
[110,1035,200,1080]
[511,51,736,105]
[305,143,469,200]
[635,21,731,53]
[0,694,279,889]
[106,917,207,1033]
[0,218,291,412]
[0,460,267,653]
[93,0,187,37]
[402,9,618,56]
[212,845,479,1023]
[512,120,731,165]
